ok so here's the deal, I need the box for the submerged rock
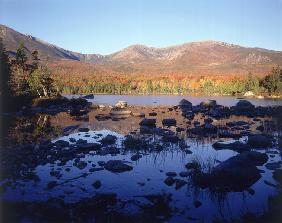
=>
[104,160,133,173]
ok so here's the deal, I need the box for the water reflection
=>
[0,105,281,222]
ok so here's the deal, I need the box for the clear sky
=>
[1,0,282,54]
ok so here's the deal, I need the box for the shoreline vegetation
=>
[1,41,282,113]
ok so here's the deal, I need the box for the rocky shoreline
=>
[1,96,282,222]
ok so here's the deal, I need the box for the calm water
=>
[66,94,282,107]
[1,97,282,222]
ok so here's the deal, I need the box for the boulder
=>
[162,118,177,127]
[104,160,133,173]
[82,94,94,99]
[235,100,255,112]
[194,151,268,192]
[200,99,217,108]
[243,91,255,97]
[178,99,192,109]
[139,118,156,127]
[115,101,127,108]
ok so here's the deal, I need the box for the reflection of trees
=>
[3,115,61,146]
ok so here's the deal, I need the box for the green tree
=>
[245,72,260,93]
[10,42,29,95]
[261,67,282,93]
[28,64,55,97]
[0,38,12,111]
[31,50,40,72]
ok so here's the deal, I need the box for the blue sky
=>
[1,0,282,54]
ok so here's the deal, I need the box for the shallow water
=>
[1,101,282,222]
[66,94,282,107]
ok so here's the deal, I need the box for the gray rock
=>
[200,100,217,108]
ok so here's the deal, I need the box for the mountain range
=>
[1,24,282,76]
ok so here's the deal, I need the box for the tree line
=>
[0,39,56,111]
[1,40,282,112]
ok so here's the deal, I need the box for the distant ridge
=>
[1,24,282,76]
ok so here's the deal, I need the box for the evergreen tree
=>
[0,37,12,111]
[31,50,40,72]
[10,42,29,95]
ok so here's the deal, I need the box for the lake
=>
[66,94,282,107]
[1,96,282,222]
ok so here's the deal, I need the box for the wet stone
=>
[175,179,187,190]
[166,172,177,177]
[162,118,177,127]
[98,161,106,166]
[75,161,87,170]
[164,177,175,186]
[100,135,117,145]
[265,162,281,170]
[104,160,133,173]
[92,180,101,189]
[131,154,142,161]
[79,128,89,132]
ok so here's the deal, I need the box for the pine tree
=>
[0,37,12,110]
[10,42,29,95]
